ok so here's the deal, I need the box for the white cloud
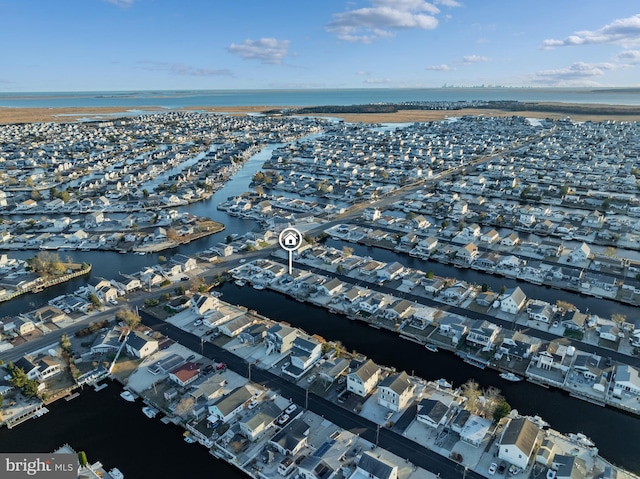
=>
[104,0,135,7]
[227,38,290,64]
[542,14,640,49]
[433,0,462,6]
[138,62,233,77]
[356,71,372,76]
[426,63,455,71]
[327,0,439,43]
[530,61,617,85]
[616,50,640,63]
[462,55,490,63]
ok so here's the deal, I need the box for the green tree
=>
[22,380,40,398]
[425,271,434,279]
[481,283,489,292]
[115,308,140,330]
[60,334,72,354]
[78,451,88,467]
[493,400,512,423]
[88,293,102,309]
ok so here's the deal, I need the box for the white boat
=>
[500,372,523,382]
[425,344,439,353]
[120,391,136,402]
[253,284,265,290]
[234,280,246,287]
[142,406,158,418]
[109,468,124,479]
[184,433,196,443]
[436,378,452,389]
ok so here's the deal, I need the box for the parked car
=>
[498,463,506,474]
[508,465,521,476]
[306,374,316,383]
[216,362,227,371]
[193,319,203,326]
[489,463,498,475]
[277,414,289,425]
[248,400,259,410]
[285,404,297,414]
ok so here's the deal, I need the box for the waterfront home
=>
[125,331,158,359]
[91,327,123,354]
[532,341,575,372]
[289,335,323,375]
[420,277,445,295]
[613,364,640,396]
[475,291,498,307]
[239,401,281,441]
[569,243,591,263]
[190,293,218,317]
[347,359,382,397]
[437,316,469,345]
[553,455,588,479]
[32,305,66,324]
[111,274,141,294]
[353,451,399,479]
[598,324,620,342]
[189,374,227,403]
[456,243,479,264]
[377,371,415,412]
[383,299,414,321]
[458,414,492,447]
[538,240,563,257]
[498,417,541,470]
[500,233,520,247]
[481,229,500,244]
[296,430,356,479]
[14,317,36,336]
[208,385,253,423]
[572,352,610,389]
[36,356,63,380]
[218,314,254,337]
[14,357,41,380]
[376,261,405,281]
[265,323,298,354]
[527,301,555,323]
[581,273,617,292]
[561,310,588,331]
[410,236,438,256]
[168,361,200,387]
[318,357,350,383]
[318,277,345,297]
[498,331,540,360]
[535,438,556,467]
[465,320,500,350]
[269,419,310,456]
[238,323,267,345]
[416,398,450,428]
[500,287,528,314]
[358,293,387,314]
[172,254,197,272]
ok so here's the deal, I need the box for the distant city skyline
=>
[1,1,640,92]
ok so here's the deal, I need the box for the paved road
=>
[140,310,484,479]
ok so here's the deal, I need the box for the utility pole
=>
[248,362,252,382]
[375,423,380,447]
[305,388,309,409]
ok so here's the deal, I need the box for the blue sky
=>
[1,1,640,91]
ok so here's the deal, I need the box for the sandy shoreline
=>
[2,104,640,125]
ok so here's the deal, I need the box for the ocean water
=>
[1,87,640,108]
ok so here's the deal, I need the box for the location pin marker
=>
[278,227,303,275]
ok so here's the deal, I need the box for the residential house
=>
[383,299,414,321]
[465,320,500,350]
[498,417,541,469]
[561,310,589,331]
[218,315,254,337]
[111,274,141,294]
[500,233,520,247]
[347,359,382,397]
[14,318,36,336]
[532,341,575,372]
[208,385,253,423]
[31,305,66,324]
[376,262,405,281]
[599,324,620,342]
[458,414,492,447]
[416,398,450,428]
[190,293,218,317]
[569,243,591,263]
[553,455,587,479]
[438,316,469,345]
[270,419,310,456]
[527,301,555,323]
[91,327,123,354]
[14,357,41,380]
[500,287,528,314]
[36,356,62,380]
[168,362,200,388]
[354,452,398,479]
[125,331,158,359]
[377,371,415,412]
[498,331,540,360]
[239,402,281,441]
[265,323,298,354]
[318,278,344,297]
[289,335,323,374]
[613,364,640,396]
[456,243,479,264]
[239,323,268,345]
[480,229,500,244]
[172,254,197,272]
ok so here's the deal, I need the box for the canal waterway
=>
[217,282,640,474]
[325,238,638,320]
[0,381,249,479]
